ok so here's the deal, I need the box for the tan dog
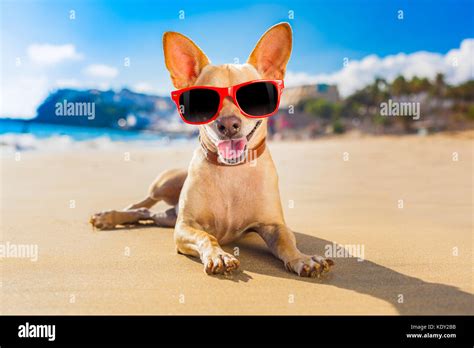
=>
[90,23,334,277]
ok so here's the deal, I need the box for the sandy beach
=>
[1,133,473,315]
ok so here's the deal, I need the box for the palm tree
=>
[431,73,446,98]
[391,75,408,96]
[408,76,431,94]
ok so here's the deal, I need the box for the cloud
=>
[131,82,157,94]
[54,79,83,88]
[27,44,83,65]
[54,79,112,91]
[0,75,49,117]
[130,81,173,96]
[286,38,474,97]
[83,64,119,79]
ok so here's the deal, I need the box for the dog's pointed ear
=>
[247,22,292,80]
[163,32,210,89]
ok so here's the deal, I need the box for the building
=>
[280,83,340,108]
[269,84,340,139]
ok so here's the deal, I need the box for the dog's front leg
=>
[175,221,240,275]
[256,224,334,277]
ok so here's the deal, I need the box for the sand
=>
[1,133,473,315]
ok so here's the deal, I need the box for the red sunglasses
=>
[171,79,284,125]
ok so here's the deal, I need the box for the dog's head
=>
[163,23,292,165]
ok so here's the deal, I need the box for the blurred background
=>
[1,0,473,151]
[1,1,473,316]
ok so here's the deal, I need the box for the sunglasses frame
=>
[171,79,284,125]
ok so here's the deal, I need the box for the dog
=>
[90,22,334,277]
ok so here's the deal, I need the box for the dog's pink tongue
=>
[217,138,247,160]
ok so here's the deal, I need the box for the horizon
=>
[1,0,473,118]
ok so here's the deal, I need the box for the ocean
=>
[0,118,194,152]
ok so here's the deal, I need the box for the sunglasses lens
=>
[179,89,220,123]
[236,82,278,117]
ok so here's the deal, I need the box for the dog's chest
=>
[184,154,280,243]
[206,168,267,241]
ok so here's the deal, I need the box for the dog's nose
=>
[215,116,241,138]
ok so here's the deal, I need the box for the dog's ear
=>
[163,32,210,89]
[247,22,292,80]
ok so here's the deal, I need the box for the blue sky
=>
[1,0,473,117]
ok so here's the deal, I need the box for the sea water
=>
[0,118,194,152]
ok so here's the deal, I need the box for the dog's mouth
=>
[214,121,262,165]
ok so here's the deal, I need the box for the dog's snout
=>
[215,116,241,138]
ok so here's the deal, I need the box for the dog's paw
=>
[89,208,151,230]
[89,210,119,230]
[203,250,240,275]
[286,255,334,278]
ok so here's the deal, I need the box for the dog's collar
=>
[199,136,266,166]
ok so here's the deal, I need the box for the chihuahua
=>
[90,23,334,277]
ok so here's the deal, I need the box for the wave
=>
[0,132,192,153]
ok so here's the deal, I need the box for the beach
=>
[1,133,473,315]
